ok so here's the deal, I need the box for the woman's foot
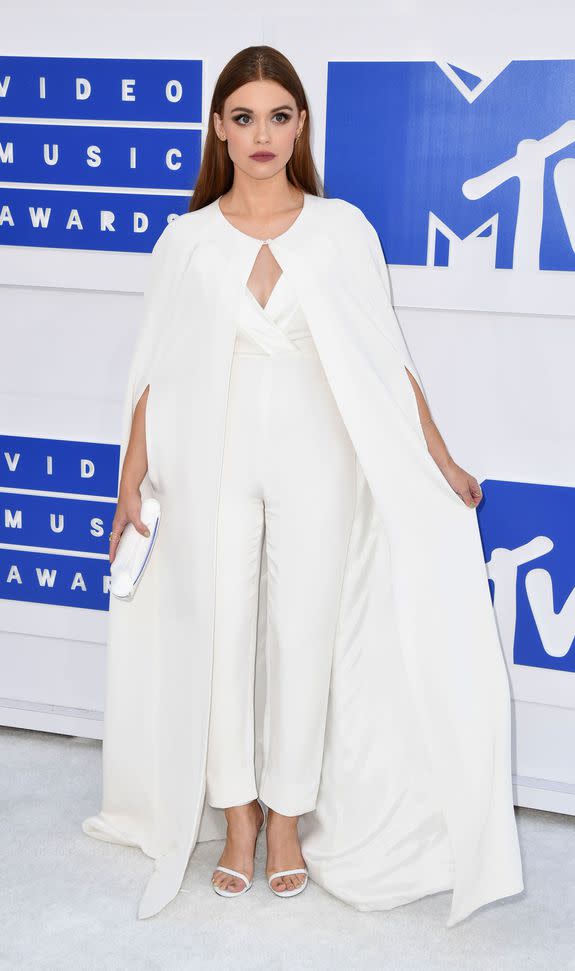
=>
[212,799,265,893]
[265,808,307,892]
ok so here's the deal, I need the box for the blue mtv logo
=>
[478,479,575,672]
[326,60,575,272]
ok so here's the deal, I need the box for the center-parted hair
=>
[189,45,322,211]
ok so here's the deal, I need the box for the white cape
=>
[82,192,523,926]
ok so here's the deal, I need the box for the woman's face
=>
[214,80,305,182]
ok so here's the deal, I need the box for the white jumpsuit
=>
[205,267,358,817]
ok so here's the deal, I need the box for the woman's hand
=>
[109,488,150,564]
[402,369,483,510]
[440,459,483,508]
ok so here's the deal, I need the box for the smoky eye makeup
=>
[231,110,294,124]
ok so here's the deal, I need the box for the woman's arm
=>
[355,208,483,510]
[109,385,151,563]
[119,385,150,494]
[405,367,483,508]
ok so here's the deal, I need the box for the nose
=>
[254,122,271,143]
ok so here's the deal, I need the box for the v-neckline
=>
[245,271,286,314]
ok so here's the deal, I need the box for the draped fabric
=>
[236,269,312,353]
[82,193,523,926]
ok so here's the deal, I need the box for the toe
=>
[216,870,246,893]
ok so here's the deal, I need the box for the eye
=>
[231,112,293,126]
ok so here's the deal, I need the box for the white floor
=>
[2,725,574,971]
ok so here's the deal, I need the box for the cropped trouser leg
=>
[205,336,357,817]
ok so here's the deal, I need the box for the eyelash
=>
[232,112,291,126]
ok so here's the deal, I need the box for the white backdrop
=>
[1,0,574,814]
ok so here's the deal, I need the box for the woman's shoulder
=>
[311,193,373,234]
[311,195,386,269]
[150,201,216,258]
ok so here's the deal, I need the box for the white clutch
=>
[110,496,161,601]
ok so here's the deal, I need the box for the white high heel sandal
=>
[267,867,309,897]
[266,809,309,897]
[211,798,267,898]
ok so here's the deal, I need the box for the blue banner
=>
[0,55,202,251]
[478,479,575,673]
[326,59,575,271]
[0,56,202,121]
[0,434,119,610]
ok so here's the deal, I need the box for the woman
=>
[83,46,523,925]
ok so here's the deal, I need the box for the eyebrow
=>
[230,105,294,113]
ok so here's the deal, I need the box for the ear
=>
[213,111,225,140]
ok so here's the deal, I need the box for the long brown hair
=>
[188,46,323,212]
